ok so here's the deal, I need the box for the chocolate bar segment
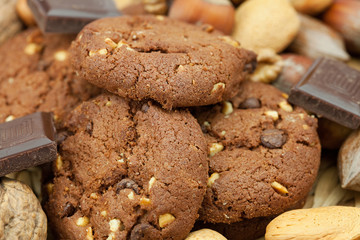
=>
[0,112,57,177]
[28,0,121,33]
[288,57,360,129]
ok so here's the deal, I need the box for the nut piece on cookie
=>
[159,213,176,228]
[0,177,47,239]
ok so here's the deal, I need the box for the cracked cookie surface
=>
[0,28,100,127]
[193,81,321,224]
[44,93,208,240]
[70,15,256,110]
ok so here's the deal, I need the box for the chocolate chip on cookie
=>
[261,129,287,148]
[70,15,256,109]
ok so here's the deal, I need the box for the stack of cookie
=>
[0,14,321,240]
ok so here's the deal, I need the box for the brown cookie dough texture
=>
[44,93,208,240]
[0,177,47,240]
[194,81,321,224]
[0,28,100,127]
[70,15,256,110]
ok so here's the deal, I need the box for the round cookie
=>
[44,93,208,240]
[0,28,100,126]
[194,81,321,224]
[70,15,256,110]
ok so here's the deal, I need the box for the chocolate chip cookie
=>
[70,15,256,110]
[44,93,208,240]
[0,28,100,126]
[194,81,321,224]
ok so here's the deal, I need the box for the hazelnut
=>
[169,0,235,35]
[273,54,313,94]
[289,0,333,15]
[159,213,176,228]
[323,0,360,55]
[232,0,300,53]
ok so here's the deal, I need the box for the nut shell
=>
[0,177,47,240]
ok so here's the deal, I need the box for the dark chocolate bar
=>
[0,112,57,177]
[28,0,121,33]
[288,57,360,129]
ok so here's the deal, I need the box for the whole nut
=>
[273,54,313,94]
[169,0,235,35]
[288,14,350,61]
[265,206,360,240]
[0,177,47,239]
[232,0,300,53]
[15,0,36,26]
[323,0,360,55]
[185,229,227,240]
[289,0,334,15]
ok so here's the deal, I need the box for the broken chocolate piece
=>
[28,0,121,33]
[0,112,57,177]
[289,57,360,129]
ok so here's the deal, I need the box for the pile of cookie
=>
[1,0,360,239]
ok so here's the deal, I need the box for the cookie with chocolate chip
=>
[70,15,256,110]
[44,93,208,240]
[0,28,100,127]
[193,81,321,225]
